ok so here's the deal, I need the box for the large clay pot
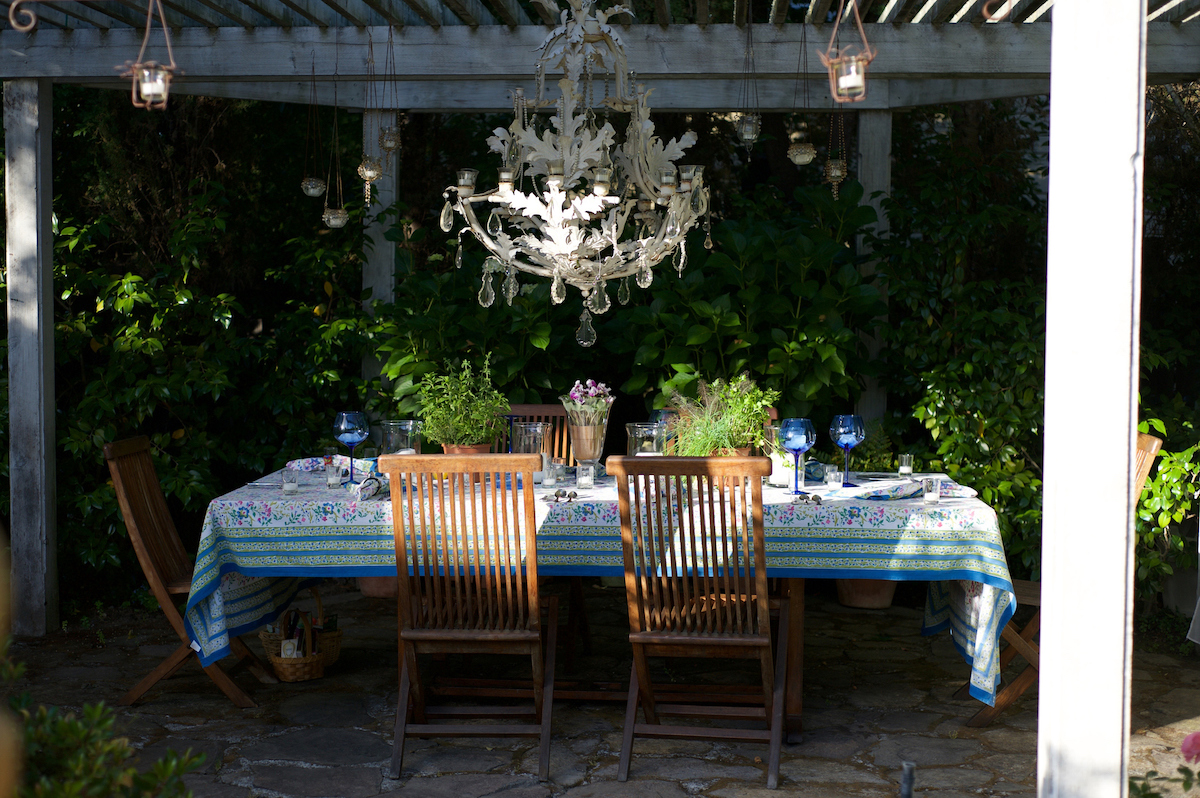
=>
[358,576,398,598]
[836,578,897,609]
[442,442,493,482]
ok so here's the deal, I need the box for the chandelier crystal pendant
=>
[445,0,707,347]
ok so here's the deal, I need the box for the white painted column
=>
[361,110,399,383]
[855,109,891,425]
[1039,1,1146,796]
[4,79,58,636]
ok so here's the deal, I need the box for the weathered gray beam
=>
[484,0,532,27]
[160,0,237,28]
[144,74,1048,108]
[806,0,834,22]
[38,0,122,27]
[438,0,497,27]
[235,0,299,26]
[317,0,371,26]
[74,0,146,27]
[358,0,407,25]
[4,78,59,638]
[768,0,787,25]
[6,23,1200,81]
[875,0,904,21]
[931,0,966,23]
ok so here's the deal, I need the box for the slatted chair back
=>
[104,437,193,635]
[1135,432,1164,499]
[607,455,773,642]
[963,430,1164,727]
[496,404,574,464]
[381,453,543,636]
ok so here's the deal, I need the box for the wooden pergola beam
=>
[5,23,1197,82]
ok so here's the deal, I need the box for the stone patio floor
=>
[7,579,1199,797]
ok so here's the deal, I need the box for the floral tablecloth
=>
[184,470,1014,704]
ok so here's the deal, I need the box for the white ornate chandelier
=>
[441,0,709,346]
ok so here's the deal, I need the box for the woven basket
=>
[259,587,343,682]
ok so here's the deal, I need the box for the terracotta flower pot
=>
[442,442,493,482]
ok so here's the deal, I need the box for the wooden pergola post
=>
[855,108,891,424]
[4,78,59,636]
[1039,0,1147,795]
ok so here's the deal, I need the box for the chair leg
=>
[538,597,559,782]
[230,635,278,684]
[120,641,193,706]
[767,601,789,790]
[390,659,413,779]
[618,662,640,783]
[201,661,258,709]
[631,646,658,724]
[965,664,1038,728]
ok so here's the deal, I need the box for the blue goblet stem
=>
[842,446,852,488]
[792,452,802,495]
[348,443,359,484]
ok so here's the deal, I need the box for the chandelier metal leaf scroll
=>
[442,0,708,347]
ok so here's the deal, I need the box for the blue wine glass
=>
[778,418,816,496]
[829,414,866,487]
[333,411,370,484]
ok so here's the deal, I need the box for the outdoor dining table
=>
[184,466,1015,733]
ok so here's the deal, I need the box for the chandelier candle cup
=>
[457,169,479,193]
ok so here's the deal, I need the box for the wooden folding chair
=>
[104,437,272,708]
[379,453,558,781]
[607,455,787,790]
[960,431,1163,726]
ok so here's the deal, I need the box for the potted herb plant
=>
[418,356,510,453]
[667,374,780,457]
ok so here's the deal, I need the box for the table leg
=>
[784,577,805,742]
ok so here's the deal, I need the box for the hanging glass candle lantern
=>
[787,142,817,166]
[737,114,761,146]
[358,156,384,203]
[820,0,877,104]
[379,126,402,155]
[136,65,170,106]
[322,207,350,229]
[300,177,327,197]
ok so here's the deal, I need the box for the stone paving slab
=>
[6,579,1197,797]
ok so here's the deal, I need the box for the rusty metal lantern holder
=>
[116,0,179,110]
[820,0,875,104]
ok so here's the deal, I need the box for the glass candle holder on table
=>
[898,454,914,478]
[282,470,300,494]
[381,419,422,455]
[513,421,550,483]
[626,423,665,456]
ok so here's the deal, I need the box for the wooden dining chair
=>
[606,455,787,789]
[379,452,558,781]
[104,436,272,708]
[496,403,591,663]
[496,404,574,464]
[959,431,1164,726]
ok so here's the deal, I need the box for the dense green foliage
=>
[2,83,1199,608]
[1,641,202,797]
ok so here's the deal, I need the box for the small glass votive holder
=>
[325,446,342,489]
[898,454,914,478]
[577,462,596,489]
[824,464,842,485]
[282,469,300,494]
[923,477,941,504]
[627,422,665,456]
